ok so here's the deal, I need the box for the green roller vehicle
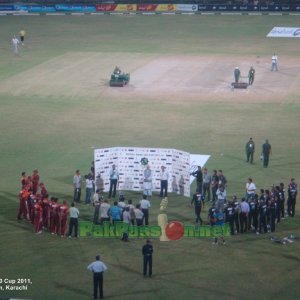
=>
[109,66,130,87]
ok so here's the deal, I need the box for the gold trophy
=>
[157,197,169,242]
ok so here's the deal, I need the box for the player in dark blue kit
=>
[258,198,268,234]
[191,192,203,224]
[225,201,235,235]
[248,195,258,232]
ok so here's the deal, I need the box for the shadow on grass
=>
[0,190,18,201]
[49,192,72,198]
[281,253,300,263]
[53,281,88,297]
[4,219,33,230]
[107,288,155,298]
[50,175,72,185]
[109,262,141,275]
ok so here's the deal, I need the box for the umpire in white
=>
[87,255,108,299]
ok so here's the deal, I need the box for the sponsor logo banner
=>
[14,5,29,11]
[177,4,197,12]
[0,5,15,11]
[156,4,176,11]
[55,5,96,12]
[96,4,117,11]
[267,27,300,38]
[137,4,176,12]
[197,4,300,11]
[28,6,56,12]
[198,4,257,11]
[137,4,157,11]
[115,4,137,11]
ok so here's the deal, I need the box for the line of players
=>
[192,178,297,235]
[17,170,69,236]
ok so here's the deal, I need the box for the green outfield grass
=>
[0,15,300,300]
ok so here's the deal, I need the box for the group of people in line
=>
[92,193,151,227]
[17,169,153,237]
[191,174,297,241]
[17,170,79,237]
[17,163,297,241]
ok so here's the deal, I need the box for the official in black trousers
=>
[87,255,108,299]
[142,239,153,277]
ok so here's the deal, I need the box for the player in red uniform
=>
[26,176,33,192]
[28,193,37,224]
[17,188,30,220]
[21,172,27,189]
[58,200,69,238]
[50,197,59,235]
[31,169,40,195]
[34,200,43,234]
[39,182,48,199]
[42,196,50,230]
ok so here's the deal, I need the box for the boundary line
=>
[0,11,300,16]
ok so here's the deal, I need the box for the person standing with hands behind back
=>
[68,202,79,238]
[245,137,255,164]
[248,66,255,85]
[262,139,272,168]
[87,255,108,300]
[159,166,169,198]
[234,67,240,83]
[142,239,153,277]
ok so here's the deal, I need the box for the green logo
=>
[140,157,149,166]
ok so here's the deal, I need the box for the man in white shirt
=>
[11,35,20,55]
[100,200,111,223]
[93,190,101,224]
[216,186,227,210]
[240,198,250,233]
[68,202,79,238]
[271,53,278,71]
[108,164,119,199]
[73,170,82,203]
[246,178,256,200]
[122,207,131,224]
[134,204,144,226]
[85,174,94,205]
[143,165,153,198]
[160,166,169,198]
[140,195,151,225]
[87,255,108,299]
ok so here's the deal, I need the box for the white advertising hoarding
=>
[94,147,210,197]
[267,27,300,38]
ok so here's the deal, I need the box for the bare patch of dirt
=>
[0,53,299,103]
